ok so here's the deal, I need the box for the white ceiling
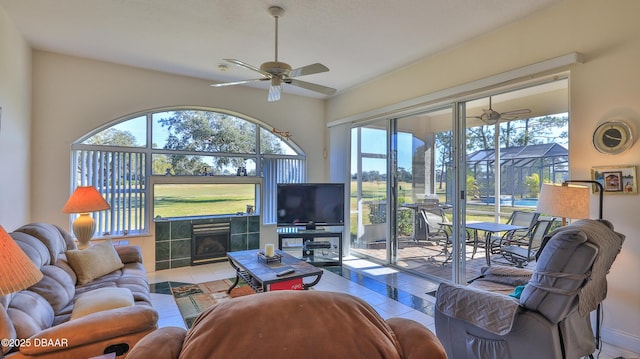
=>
[1,0,561,99]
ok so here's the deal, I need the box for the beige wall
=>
[29,51,328,269]
[327,0,640,352]
[0,6,31,230]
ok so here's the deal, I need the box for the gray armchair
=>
[435,219,624,359]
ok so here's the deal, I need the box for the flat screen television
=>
[276,183,345,229]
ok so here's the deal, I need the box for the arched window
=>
[71,107,306,236]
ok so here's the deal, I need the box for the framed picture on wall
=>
[591,165,637,194]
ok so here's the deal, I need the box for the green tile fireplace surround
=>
[154,215,260,270]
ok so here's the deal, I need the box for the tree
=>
[85,128,137,146]
[500,115,568,147]
[396,167,412,183]
[435,114,568,200]
[466,126,493,152]
[524,173,540,197]
[434,132,453,189]
[156,110,284,174]
[464,114,568,152]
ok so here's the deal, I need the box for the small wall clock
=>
[593,120,634,154]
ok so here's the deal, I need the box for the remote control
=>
[276,268,295,277]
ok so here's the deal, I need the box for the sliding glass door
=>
[350,122,389,262]
[462,82,568,279]
[391,106,454,278]
[347,78,569,283]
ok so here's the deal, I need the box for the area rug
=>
[171,278,255,328]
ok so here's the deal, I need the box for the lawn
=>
[153,183,255,218]
[153,181,530,224]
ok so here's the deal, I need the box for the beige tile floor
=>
[148,256,639,359]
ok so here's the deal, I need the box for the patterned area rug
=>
[171,278,255,328]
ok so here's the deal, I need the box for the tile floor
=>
[148,256,638,359]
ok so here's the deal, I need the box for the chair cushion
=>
[71,287,134,320]
[65,240,124,285]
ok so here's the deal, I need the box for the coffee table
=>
[227,249,323,293]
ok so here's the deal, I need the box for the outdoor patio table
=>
[465,222,528,266]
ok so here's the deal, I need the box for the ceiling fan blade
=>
[287,79,337,96]
[289,63,330,78]
[210,78,267,87]
[268,84,282,102]
[224,59,272,77]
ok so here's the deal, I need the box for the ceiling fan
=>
[211,6,336,102]
[469,97,532,125]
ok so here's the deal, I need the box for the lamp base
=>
[72,213,96,250]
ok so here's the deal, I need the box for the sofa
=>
[127,290,447,359]
[1,222,158,358]
[434,219,624,359]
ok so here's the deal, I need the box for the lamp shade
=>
[537,183,590,220]
[0,225,44,295]
[62,186,110,214]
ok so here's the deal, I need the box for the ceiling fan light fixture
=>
[268,84,282,102]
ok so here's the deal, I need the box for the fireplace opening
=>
[191,222,230,265]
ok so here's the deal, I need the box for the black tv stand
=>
[277,227,342,266]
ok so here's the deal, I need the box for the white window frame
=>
[70,107,306,236]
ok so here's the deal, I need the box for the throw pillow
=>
[71,287,134,320]
[65,240,124,285]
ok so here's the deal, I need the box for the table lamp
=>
[536,183,590,226]
[62,186,111,249]
[0,225,43,295]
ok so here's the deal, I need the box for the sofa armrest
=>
[127,326,187,359]
[386,318,446,359]
[115,245,143,264]
[19,305,158,356]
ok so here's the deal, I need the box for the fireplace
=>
[191,222,230,265]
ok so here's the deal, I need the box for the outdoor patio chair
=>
[470,210,540,262]
[501,210,540,245]
[501,218,556,267]
[419,207,453,263]
[418,207,475,264]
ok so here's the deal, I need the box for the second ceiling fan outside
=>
[469,97,532,125]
